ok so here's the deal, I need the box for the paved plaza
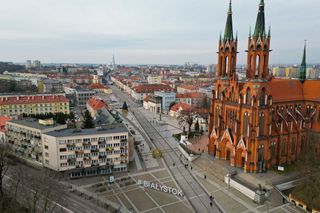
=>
[78,168,193,213]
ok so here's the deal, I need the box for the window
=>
[246,88,251,105]
[260,88,266,106]
[270,142,276,159]
[281,141,286,157]
[291,138,296,154]
[259,113,265,137]
[243,112,249,136]
[215,107,221,126]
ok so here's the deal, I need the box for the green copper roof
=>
[224,0,233,41]
[300,41,307,82]
[254,0,265,37]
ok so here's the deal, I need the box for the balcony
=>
[120,139,128,143]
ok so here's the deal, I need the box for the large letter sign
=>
[137,180,184,197]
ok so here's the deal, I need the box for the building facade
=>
[42,124,129,178]
[6,119,67,165]
[75,89,96,106]
[0,94,70,117]
[208,1,320,173]
[154,91,176,112]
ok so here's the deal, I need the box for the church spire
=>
[254,0,265,37]
[300,41,307,83]
[224,0,233,41]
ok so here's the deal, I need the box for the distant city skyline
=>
[0,0,319,65]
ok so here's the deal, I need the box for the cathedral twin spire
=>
[224,0,233,41]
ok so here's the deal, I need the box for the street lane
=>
[111,85,222,213]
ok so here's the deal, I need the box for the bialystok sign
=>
[137,180,184,197]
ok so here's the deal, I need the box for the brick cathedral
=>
[208,0,320,173]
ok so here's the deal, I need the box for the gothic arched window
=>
[246,88,251,105]
[281,140,286,157]
[291,138,296,154]
[260,88,266,106]
[243,112,249,136]
[259,113,265,136]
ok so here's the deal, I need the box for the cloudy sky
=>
[0,0,319,65]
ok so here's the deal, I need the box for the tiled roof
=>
[133,84,173,93]
[176,92,206,99]
[0,95,69,106]
[89,83,110,90]
[269,79,304,102]
[0,116,11,131]
[87,97,109,111]
[170,103,193,112]
[303,80,320,101]
[178,84,199,90]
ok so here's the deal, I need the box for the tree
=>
[122,101,128,111]
[0,144,9,200]
[292,134,320,210]
[82,110,95,129]
[169,102,176,111]
[195,120,200,132]
[177,110,199,134]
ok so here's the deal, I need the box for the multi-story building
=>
[143,95,162,115]
[176,92,207,107]
[42,124,129,178]
[86,96,109,120]
[89,83,112,94]
[33,60,41,70]
[154,91,176,112]
[75,88,96,106]
[6,118,67,165]
[0,116,11,144]
[0,94,70,117]
[38,79,64,93]
[26,60,32,69]
[208,1,320,173]
[177,84,199,94]
[147,75,162,84]
[131,84,173,103]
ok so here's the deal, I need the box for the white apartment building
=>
[6,119,67,165]
[42,124,129,178]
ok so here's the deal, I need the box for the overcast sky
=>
[0,0,319,65]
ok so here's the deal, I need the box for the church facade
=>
[208,0,320,173]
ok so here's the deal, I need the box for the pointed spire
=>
[300,40,307,82]
[219,32,222,42]
[224,0,233,41]
[236,31,238,41]
[268,26,271,37]
[249,26,252,38]
[254,0,266,37]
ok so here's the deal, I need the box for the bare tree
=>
[293,134,320,210]
[0,144,9,197]
[177,110,200,133]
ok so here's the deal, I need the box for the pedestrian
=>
[190,166,193,170]
[210,195,213,201]
[204,175,206,179]
[173,163,175,167]
[210,202,212,207]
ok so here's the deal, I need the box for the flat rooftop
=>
[44,123,128,137]
[8,119,65,130]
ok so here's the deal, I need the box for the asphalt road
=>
[111,85,222,213]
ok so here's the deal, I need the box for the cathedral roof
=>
[303,80,320,101]
[269,79,304,102]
